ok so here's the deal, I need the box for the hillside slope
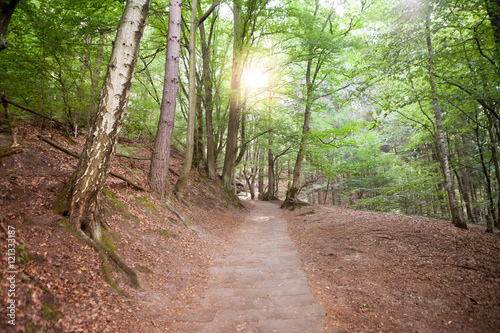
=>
[285,205,500,332]
[0,124,245,332]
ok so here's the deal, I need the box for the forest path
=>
[171,201,326,332]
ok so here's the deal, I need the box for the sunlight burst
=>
[243,68,268,90]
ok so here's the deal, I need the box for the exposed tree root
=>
[75,229,140,289]
[164,199,192,229]
[281,186,310,210]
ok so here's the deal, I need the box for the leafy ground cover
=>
[285,205,500,332]
[0,124,244,332]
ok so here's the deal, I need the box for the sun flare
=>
[243,68,268,90]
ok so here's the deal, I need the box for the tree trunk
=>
[173,0,199,200]
[281,57,313,209]
[56,0,150,238]
[149,0,182,197]
[486,112,500,228]
[476,122,497,224]
[221,0,243,192]
[193,79,204,170]
[258,151,264,200]
[199,19,217,179]
[173,0,218,199]
[456,136,476,223]
[0,0,20,52]
[425,19,467,229]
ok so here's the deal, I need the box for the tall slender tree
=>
[149,0,182,197]
[173,0,219,200]
[57,0,151,239]
[221,0,244,192]
[425,17,467,229]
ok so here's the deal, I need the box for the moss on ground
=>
[148,228,177,238]
[41,299,62,322]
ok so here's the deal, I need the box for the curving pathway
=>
[172,201,326,332]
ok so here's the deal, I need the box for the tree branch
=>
[38,136,148,191]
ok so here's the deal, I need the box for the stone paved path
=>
[171,201,326,332]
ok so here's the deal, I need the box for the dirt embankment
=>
[285,205,500,332]
[0,124,245,332]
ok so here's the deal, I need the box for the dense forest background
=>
[1,0,499,230]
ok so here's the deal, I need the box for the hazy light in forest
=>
[243,68,268,90]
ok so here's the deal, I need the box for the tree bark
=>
[425,19,467,229]
[199,19,217,180]
[173,0,218,199]
[173,0,199,200]
[475,124,496,228]
[149,0,182,197]
[258,151,264,200]
[0,0,20,52]
[57,0,151,239]
[281,57,313,209]
[221,0,243,192]
[486,112,500,228]
[193,80,204,170]
[455,146,475,223]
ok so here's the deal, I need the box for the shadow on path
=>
[171,201,326,332]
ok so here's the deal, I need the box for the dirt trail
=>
[171,201,326,332]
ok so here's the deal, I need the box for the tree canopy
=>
[1,0,499,231]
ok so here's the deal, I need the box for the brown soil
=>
[0,124,245,332]
[285,205,500,332]
[2,123,500,333]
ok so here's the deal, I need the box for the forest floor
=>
[1,123,499,332]
[285,204,500,332]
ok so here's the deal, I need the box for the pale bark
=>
[58,0,151,238]
[149,0,182,197]
[425,19,467,229]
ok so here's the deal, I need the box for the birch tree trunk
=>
[56,0,151,239]
[425,19,467,229]
[149,0,182,197]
